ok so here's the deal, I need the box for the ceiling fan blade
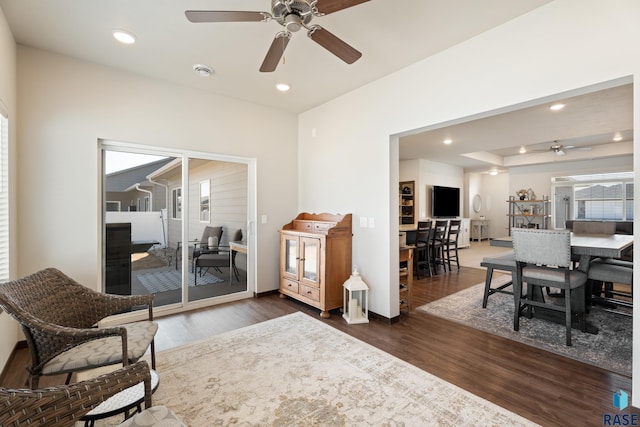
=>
[185,10,269,23]
[565,145,593,151]
[259,32,291,73]
[316,0,370,15]
[308,26,362,64]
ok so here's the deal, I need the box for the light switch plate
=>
[359,217,368,228]
[368,217,375,228]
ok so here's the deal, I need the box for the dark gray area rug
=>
[417,276,631,377]
[136,269,223,293]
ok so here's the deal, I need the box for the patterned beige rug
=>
[82,312,538,426]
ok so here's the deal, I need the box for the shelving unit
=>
[399,181,415,226]
[399,246,413,313]
[507,196,551,235]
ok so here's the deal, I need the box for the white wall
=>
[466,172,510,238]
[298,0,640,402]
[105,211,166,246]
[0,6,17,371]
[15,47,297,292]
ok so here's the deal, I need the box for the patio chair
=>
[174,226,223,270]
[194,229,243,285]
[0,361,185,427]
[0,268,158,388]
[512,228,587,346]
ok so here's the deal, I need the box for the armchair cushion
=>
[42,320,158,375]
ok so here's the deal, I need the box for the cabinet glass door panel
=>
[284,237,298,277]
[301,237,320,285]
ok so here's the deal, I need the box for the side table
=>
[471,219,489,242]
[81,369,159,427]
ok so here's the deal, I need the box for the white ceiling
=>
[2,0,630,171]
[399,81,634,172]
[0,0,551,113]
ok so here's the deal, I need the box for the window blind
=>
[0,113,9,281]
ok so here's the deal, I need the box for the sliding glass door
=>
[101,141,253,312]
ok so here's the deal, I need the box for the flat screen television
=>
[432,185,460,218]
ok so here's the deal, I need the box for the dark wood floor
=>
[2,265,636,426]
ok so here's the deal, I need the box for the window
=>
[200,180,210,223]
[172,188,182,219]
[552,172,634,226]
[106,201,121,212]
[0,113,8,281]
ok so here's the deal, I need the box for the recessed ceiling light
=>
[613,134,623,142]
[489,170,498,176]
[519,146,527,154]
[443,139,453,145]
[549,103,565,111]
[112,30,136,45]
[276,83,290,92]
[192,64,213,77]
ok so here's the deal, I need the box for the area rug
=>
[82,312,538,426]
[136,269,223,293]
[417,277,632,377]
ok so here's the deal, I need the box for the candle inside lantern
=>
[349,298,360,318]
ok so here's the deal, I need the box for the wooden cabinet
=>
[399,181,415,226]
[279,213,352,318]
[507,196,551,234]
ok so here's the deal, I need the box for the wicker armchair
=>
[0,361,185,427]
[0,268,158,388]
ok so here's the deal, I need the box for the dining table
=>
[490,232,634,333]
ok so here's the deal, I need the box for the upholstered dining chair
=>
[0,268,158,388]
[0,361,185,427]
[511,228,587,346]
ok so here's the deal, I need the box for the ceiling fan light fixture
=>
[112,29,136,45]
[284,14,303,32]
[192,64,213,77]
[276,82,290,92]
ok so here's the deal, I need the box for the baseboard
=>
[0,340,27,384]
[255,289,280,298]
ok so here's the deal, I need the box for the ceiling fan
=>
[531,140,593,156]
[185,0,368,72]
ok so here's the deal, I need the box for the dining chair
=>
[587,258,633,315]
[414,222,432,278]
[511,228,587,346]
[431,220,448,273]
[443,219,461,271]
